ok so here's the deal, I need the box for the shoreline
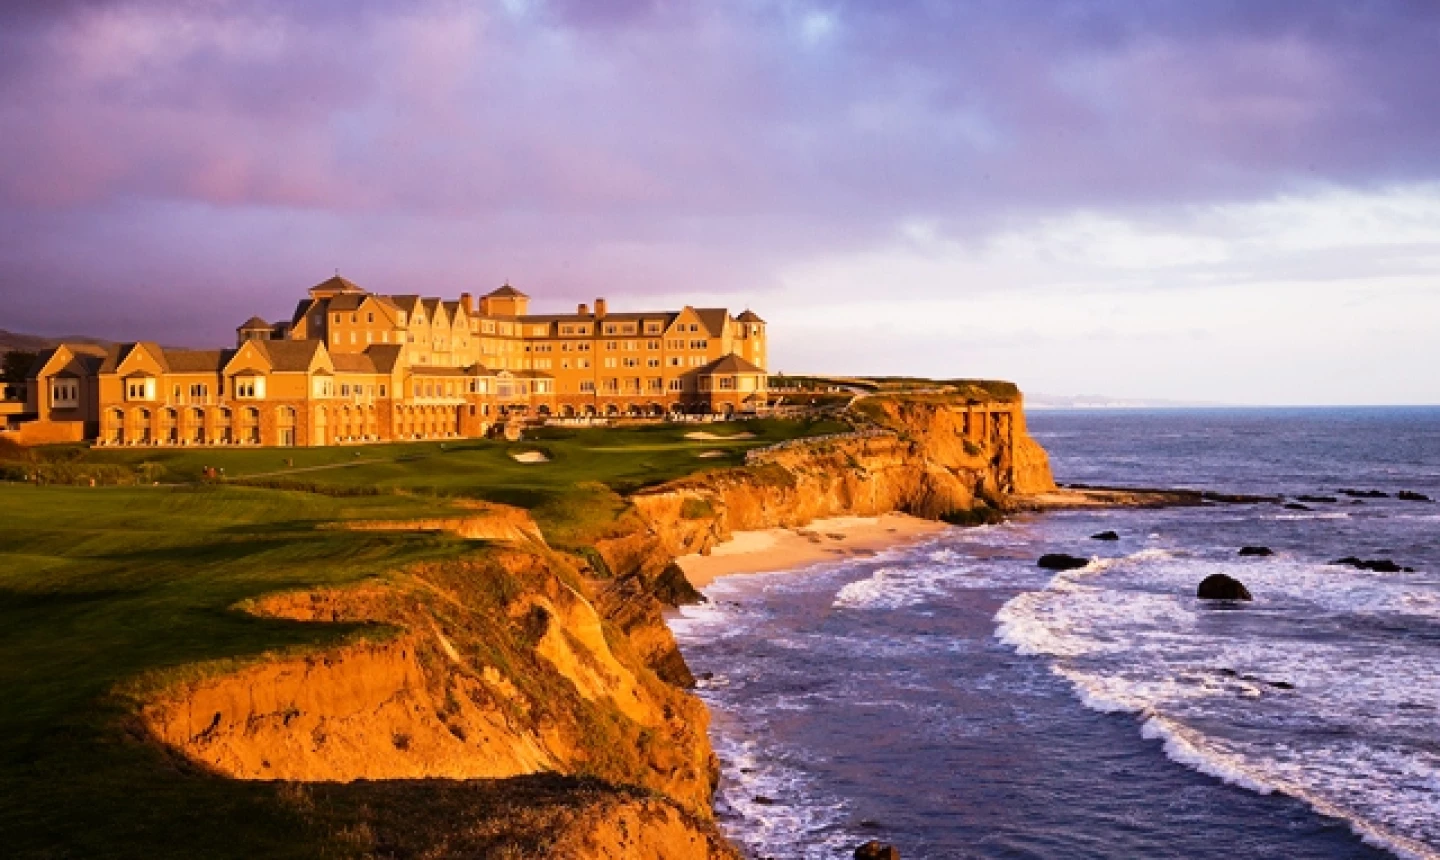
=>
[673,513,951,589]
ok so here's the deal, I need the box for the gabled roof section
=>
[28,343,108,379]
[100,342,169,376]
[309,275,365,297]
[290,298,320,326]
[328,294,367,312]
[161,349,229,373]
[421,298,444,323]
[238,316,270,330]
[365,344,406,374]
[736,310,765,324]
[256,339,325,372]
[485,284,528,299]
[693,308,731,338]
[699,353,766,375]
[387,295,422,315]
[331,353,378,373]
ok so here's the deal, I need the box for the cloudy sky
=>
[2,1,1438,404]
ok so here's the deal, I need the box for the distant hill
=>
[0,329,115,357]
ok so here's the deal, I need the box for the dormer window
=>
[234,377,265,399]
[50,380,79,408]
[125,378,155,401]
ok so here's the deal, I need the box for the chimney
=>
[594,297,607,319]
[578,302,589,316]
[460,292,474,315]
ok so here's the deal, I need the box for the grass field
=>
[0,417,846,857]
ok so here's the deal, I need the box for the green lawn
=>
[0,417,847,857]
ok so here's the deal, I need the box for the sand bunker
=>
[684,431,756,441]
[510,450,550,463]
[696,450,728,459]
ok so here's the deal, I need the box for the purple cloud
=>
[0,0,1437,381]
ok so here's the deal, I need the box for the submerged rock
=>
[1037,553,1090,571]
[855,842,901,860]
[1282,502,1312,511]
[1238,546,1274,557]
[1339,489,1389,499]
[1090,530,1120,541]
[1330,557,1414,573]
[1197,574,1252,601]
[1398,490,1434,502]
[1295,495,1338,503]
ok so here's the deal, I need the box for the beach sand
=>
[675,513,950,589]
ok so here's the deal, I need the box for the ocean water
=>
[671,408,1440,859]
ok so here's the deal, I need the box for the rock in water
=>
[1037,553,1090,571]
[1197,574,1253,600]
[1398,490,1433,502]
[1296,495,1338,503]
[855,842,901,860]
[1090,530,1120,541]
[1330,557,1413,573]
[1282,502,1312,511]
[1238,546,1274,557]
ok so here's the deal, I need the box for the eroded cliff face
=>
[629,397,1055,558]
[141,546,717,814]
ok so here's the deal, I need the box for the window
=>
[379,385,386,397]
[234,377,264,398]
[603,357,618,368]
[560,325,574,335]
[690,323,700,332]
[719,377,735,390]
[580,380,595,393]
[647,378,663,392]
[341,384,350,397]
[647,357,660,368]
[189,383,209,401]
[623,341,637,351]
[606,341,618,351]
[646,340,660,351]
[689,339,708,350]
[669,378,683,391]
[126,379,154,400]
[668,356,682,367]
[644,322,662,334]
[604,324,618,335]
[333,313,341,323]
[367,313,374,323]
[622,357,639,368]
[51,380,79,407]
[689,355,707,367]
[578,357,591,368]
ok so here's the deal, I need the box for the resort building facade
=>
[3,277,769,447]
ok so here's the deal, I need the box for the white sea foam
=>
[996,547,1440,859]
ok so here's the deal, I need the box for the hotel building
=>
[3,277,769,447]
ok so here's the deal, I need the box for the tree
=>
[2,350,38,385]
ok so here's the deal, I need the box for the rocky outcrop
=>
[1238,546,1274,557]
[1197,574,1252,600]
[142,546,718,814]
[630,397,1055,559]
[1091,530,1120,541]
[1037,553,1090,571]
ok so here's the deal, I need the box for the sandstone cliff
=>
[626,395,1055,560]
[136,391,1050,858]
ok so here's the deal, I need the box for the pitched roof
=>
[161,349,229,373]
[98,342,169,374]
[693,308,731,338]
[699,353,766,375]
[518,311,678,326]
[27,343,108,379]
[485,284,528,299]
[238,316,270,330]
[309,274,365,294]
[387,295,422,315]
[410,365,468,377]
[365,344,406,374]
[290,298,319,326]
[256,339,323,372]
[331,353,377,373]
[736,310,765,323]
[328,294,367,312]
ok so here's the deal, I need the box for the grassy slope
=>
[0,417,846,858]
